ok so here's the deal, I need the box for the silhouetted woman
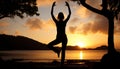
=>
[48,1,71,65]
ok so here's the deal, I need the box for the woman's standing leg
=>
[61,36,68,67]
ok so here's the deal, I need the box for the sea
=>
[0,50,119,62]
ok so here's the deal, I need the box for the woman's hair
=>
[57,12,64,20]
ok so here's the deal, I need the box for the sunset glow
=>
[77,42,86,48]
[0,0,120,49]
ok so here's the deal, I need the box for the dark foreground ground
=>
[0,58,100,69]
[1,58,120,69]
[1,51,120,69]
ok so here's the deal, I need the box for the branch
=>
[80,0,103,15]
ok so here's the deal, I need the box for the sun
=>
[77,42,85,48]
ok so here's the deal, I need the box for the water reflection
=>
[0,50,108,62]
[79,51,83,60]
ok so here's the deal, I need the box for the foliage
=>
[0,0,39,19]
[107,0,120,20]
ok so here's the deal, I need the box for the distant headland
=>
[0,34,108,50]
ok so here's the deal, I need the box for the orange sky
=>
[0,0,120,49]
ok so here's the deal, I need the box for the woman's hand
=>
[80,0,86,4]
[52,2,56,7]
[65,1,69,7]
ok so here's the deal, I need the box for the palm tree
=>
[71,0,120,53]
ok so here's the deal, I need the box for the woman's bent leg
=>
[48,39,61,57]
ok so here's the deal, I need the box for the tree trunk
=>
[79,0,117,53]
[108,17,116,53]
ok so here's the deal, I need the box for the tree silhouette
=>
[71,0,120,53]
[71,0,120,68]
[0,0,39,19]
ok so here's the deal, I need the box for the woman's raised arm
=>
[65,1,71,22]
[51,2,57,22]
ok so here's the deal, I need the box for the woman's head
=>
[57,12,64,20]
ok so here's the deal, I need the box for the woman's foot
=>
[57,50,61,58]
[56,48,61,58]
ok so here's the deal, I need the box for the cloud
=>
[86,15,120,35]
[91,15,108,34]
[78,15,108,35]
[86,0,101,9]
[0,30,8,34]
[25,18,56,31]
[79,22,93,35]
[25,18,43,30]
[46,19,56,28]
[115,22,120,34]
[78,14,120,35]
[37,0,54,6]
[37,0,66,6]
[69,26,77,34]
[70,17,80,23]
[68,15,108,35]
[69,16,107,35]
[0,22,9,27]
[76,6,88,18]
[14,31,21,35]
